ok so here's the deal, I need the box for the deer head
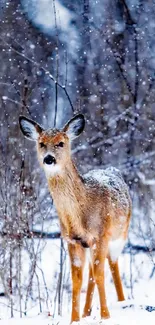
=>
[19,114,85,176]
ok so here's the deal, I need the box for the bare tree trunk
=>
[9,249,13,318]
[58,238,63,316]
[18,240,22,317]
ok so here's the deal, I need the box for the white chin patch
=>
[43,164,62,177]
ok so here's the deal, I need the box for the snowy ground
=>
[0,300,155,325]
[0,220,155,324]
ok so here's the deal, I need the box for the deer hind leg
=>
[108,256,125,301]
[68,243,85,323]
[82,263,95,318]
[91,240,110,319]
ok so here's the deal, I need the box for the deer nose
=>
[43,155,56,165]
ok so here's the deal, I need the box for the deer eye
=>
[39,142,46,148]
[55,141,64,148]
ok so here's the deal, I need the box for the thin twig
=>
[2,96,32,116]
[106,39,134,100]
[0,36,74,112]
[0,230,61,239]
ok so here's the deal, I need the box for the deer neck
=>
[47,161,86,238]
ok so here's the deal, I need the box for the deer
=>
[19,113,131,323]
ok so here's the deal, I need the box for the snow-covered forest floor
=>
[0,303,155,325]
[0,299,155,325]
[0,235,155,324]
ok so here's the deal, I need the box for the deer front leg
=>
[82,263,95,317]
[68,243,86,323]
[92,240,110,319]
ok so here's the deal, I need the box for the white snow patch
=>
[94,259,100,265]
[73,257,82,267]
[109,238,125,262]
[92,243,97,250]
[85,168,114,187]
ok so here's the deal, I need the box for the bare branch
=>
[106,39,134,100]
[0,230,61,240]
[0,36,74,113]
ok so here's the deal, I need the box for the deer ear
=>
[63,114,85,140]
[19,116,43,141]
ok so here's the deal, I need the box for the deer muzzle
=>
[43,154,56,165]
